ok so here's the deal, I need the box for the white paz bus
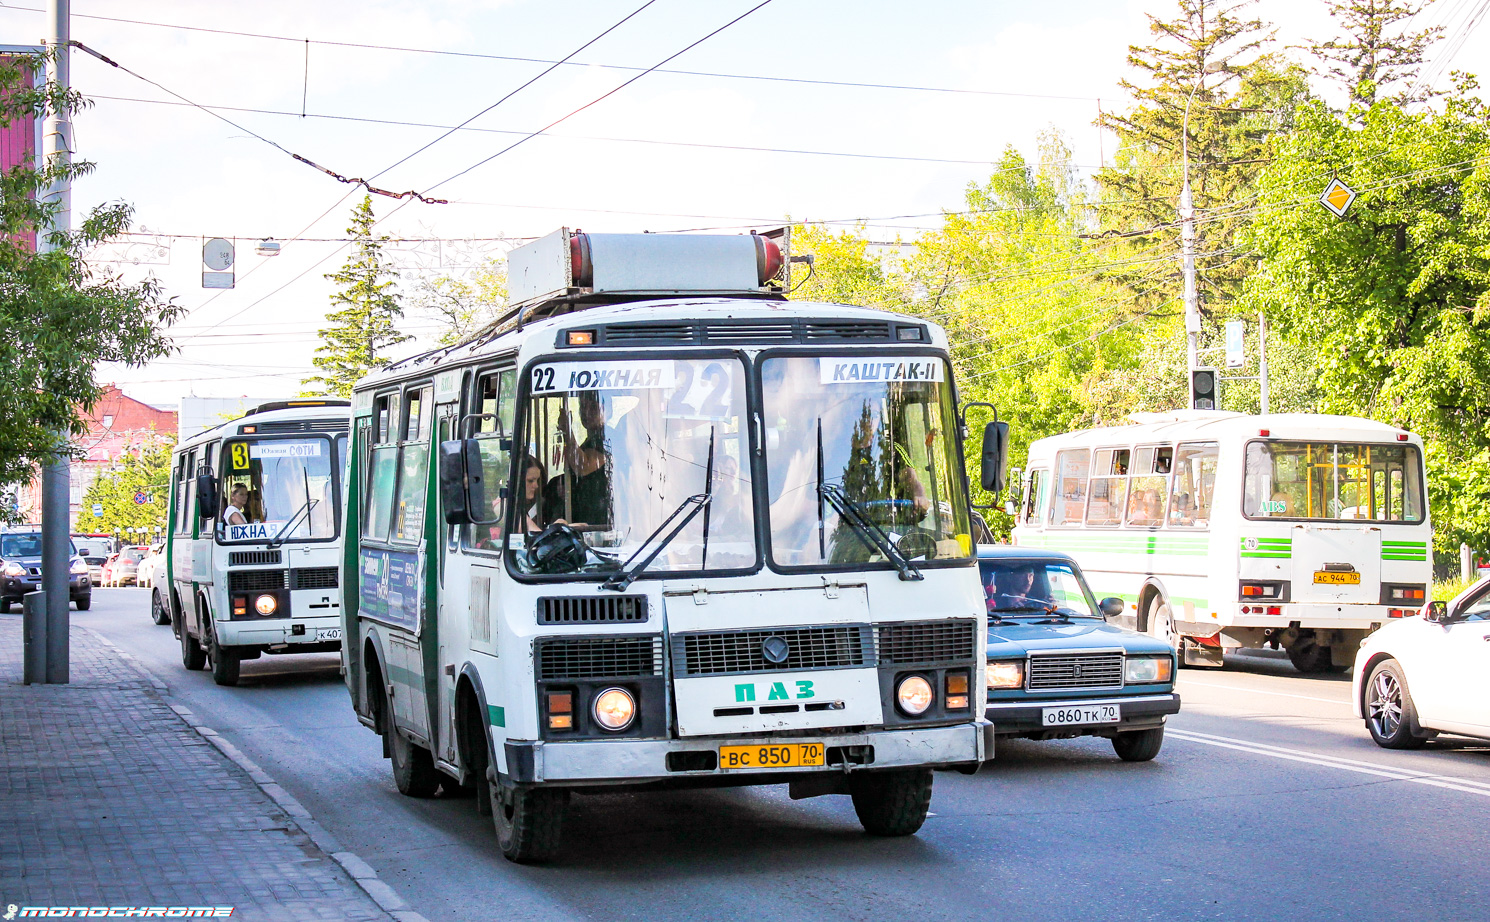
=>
[342,228,995,863]
[1013,412,1431,673]
[161,400,350,686]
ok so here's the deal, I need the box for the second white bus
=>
[1012,412,1432,672]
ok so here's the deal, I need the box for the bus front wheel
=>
[492,783,568,863]
[1146,596,1180,652]
[204,620,241,686]
[180,622,205,671]
[850,768,933,836]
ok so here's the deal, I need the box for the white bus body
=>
[343,229,991,862]
[1013,412,1431,672]
[161,401,350,686]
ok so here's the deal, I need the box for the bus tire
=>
[1147,596,1180,653]
[151,591,170,625]
[1286,636,1338,674]
[205,620,241,686]
[1112,727,1165,762]
[180,621,206,671]
[849,768,933,837]
[492,783,568,863]
[389,724,441,798]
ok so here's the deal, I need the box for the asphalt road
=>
[76,588,1490,922]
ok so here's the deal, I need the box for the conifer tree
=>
[304,196,410,397]
[1311,0,1443,105]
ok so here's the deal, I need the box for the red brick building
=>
[15,385,178,527]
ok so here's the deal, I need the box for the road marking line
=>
[1168,729,1490,798]
[1177,680,1346,705]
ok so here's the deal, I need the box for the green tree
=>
[304,196,410,397]
[80,434,174,539]
[411,258,508,346]
[1311,0,1444,106]
[0,52,181,514]
[1240,87,1490,566]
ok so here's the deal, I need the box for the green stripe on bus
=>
[1241,553,1292,558]
[487,705,506,728]
[1383,554,1427,561]
[387,664,421,688]
[1382,541,1427,547]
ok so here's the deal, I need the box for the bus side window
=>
[364,445,399,543]
[404,386,432,442]
[1126,445,1169,527]
[1085,448,1129,527]
[374,393,400,444]
[1023,469,1046,525]
[465,368,517,551]
[175,454,190,534]
[1052,449,1090,526]
[1170,441,1218,527]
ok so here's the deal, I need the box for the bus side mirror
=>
[195,472,217,520]
[980,421,1010,493]
[1099,597,1125,619]
[438,440,471,525]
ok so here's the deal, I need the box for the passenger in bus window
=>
[544,444,611,529]
[226,485,249,526]
[1170,493,1195,526]
[487,458,547,547]
[709,454,749,538]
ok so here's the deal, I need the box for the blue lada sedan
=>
[980,545,1180,761]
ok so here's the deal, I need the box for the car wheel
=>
[1364,659,1427,750]
[1112,727,1165,762]
[150,591,170,625]
[492,783,569,863]
[850,768,933,836]
[0,598,10,614]
[1287,636,1339,674]
[74,596,91,611]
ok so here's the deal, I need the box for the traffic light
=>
[1191,367,1218,410]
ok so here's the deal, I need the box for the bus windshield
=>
[1243,440,1425,523]
[510,357,757,576]
[218,437,339,542]
[761,355,971,569]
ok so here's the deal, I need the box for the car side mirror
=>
[1425,600,1448,623]
[194,472,217,520]
[980,420,1010,493]
[1099,597,1125,619]
[438,440,471,526]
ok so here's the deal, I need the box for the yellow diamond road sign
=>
[1320,178,1357,218]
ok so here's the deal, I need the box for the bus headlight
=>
[592,687,636,731]
[986,661,1025,689]
[895,675,934,715]
[254,594,278,616]
[1124,655,1173,684]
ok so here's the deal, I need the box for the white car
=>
[1353,578,1490,748]
[135,551,160,589]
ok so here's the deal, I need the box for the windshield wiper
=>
[818,483,924,582]
[699,427,717,571]
[269,467,317,548]
[602,490,713,592]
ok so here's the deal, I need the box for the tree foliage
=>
[0,52,181,507]
[80,434,174,539]
[304,196,410,397]
[411,258,508,346]
[1311,0,1443,105]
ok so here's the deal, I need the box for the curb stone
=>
[99,628,432,922]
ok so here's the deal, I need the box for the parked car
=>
[979,545,1181,761]
[1353,577,1490,748]
[1,529,92,612]
[99,553,119,586]
[135,547,162,589]
[103,545,151,587]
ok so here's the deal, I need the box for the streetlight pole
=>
[1180,69,1207,382]
[40,0,71,683]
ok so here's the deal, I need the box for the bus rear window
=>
[1244,441,1424,523]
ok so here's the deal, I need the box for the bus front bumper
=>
[216,615,343,648]
[502,720,992,785]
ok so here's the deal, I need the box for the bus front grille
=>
[229,550,281,566]
[538,595,648,625]
[536,636,663,680]
[292,567,339,590]
[1026,653,1125,690]
[675,625,873,676]
[228,569,288,592]
[874,620,978,665]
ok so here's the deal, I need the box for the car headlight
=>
[1124,655,1173,684]
[254,594,278,616]
[3,562,24,577]
[895,675,934,715]
[592,687,636,731]
[70,558,88,574]
[986,660,1025,689]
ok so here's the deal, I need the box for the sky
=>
[0,0,1484,408]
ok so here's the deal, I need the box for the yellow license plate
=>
[1314,571,1361,585]
[719,742,825,770]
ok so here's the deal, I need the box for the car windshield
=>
[508,357,756,576]
[1,534,42,558]
[979,559,1098,618]
[121,548,147,562]
[760,355,971,569]
[218,437,339,542]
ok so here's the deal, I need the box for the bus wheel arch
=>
[1137,581,1170,634]
[455,666,496,817]
[362,632,391,759]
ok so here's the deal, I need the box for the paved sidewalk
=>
[0,615,392,921]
